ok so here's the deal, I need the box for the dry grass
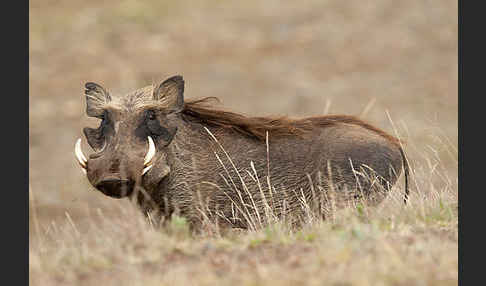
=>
[29,0,457,285]
[30,190,457,286]
[29,132,458,285]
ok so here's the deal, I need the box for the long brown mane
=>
[182,97,401,146]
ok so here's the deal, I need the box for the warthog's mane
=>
[99,85,400,146]
[182,97,401,146]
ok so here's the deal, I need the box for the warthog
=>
[75,75,409,229]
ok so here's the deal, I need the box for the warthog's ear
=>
[153,75,184,113]
[85,82,111,118]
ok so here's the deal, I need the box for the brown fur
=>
[81,77,410,231]
[182,97,402,146]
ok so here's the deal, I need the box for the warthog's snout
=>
[96,178,135,198]
[75,136,157,198]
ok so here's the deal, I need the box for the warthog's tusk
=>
[144,136,156,166]
[75,138,88,168]
[98,140,107,153]
[142,164,153,175]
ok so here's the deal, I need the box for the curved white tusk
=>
[142,164,153,175]
[75,138,88,168]
[98,140,107,153]
[144,136,156,166]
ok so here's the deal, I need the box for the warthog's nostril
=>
[96,179,135,198]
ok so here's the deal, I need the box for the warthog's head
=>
[75,75,184,198]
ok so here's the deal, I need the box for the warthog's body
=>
[76,75,409,229]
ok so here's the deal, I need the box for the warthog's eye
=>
[100,111,113,132]
[99,110,110,126]
[134,109,176,145]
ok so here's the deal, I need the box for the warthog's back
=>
[163,110,407,227]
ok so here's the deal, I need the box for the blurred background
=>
[29,0,457,229]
